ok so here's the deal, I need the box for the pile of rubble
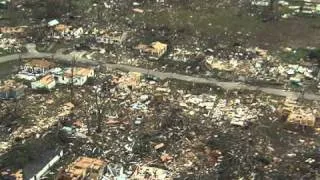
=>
[179,93,264,127]
[45,70,229,178]
[50,24,84,40]
[1,67,319,179]
[0,36,22,55]
[278,97,320,131]
[252,0,320,18]
[168,47,203,62]
[47,20,128,46]
[0,98,76,156]
[55,156,173,180]
[224,99,261,127]
[1,0,320,179]
[205,48,318,86]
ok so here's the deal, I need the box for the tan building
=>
[278,97,299,115]
[56,67,95,86]
[278,97,318,127]
[135,41,168,58]
[287,110,316,127]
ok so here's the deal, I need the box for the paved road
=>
[0,46,319,101]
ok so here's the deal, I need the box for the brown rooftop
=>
[25,59,56,69]
[75,68,93,76]
[64,67,94,77]
[39,75,55,85]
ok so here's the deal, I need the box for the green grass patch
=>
[277,48,320,63]
[0,47,26,57]
[132,7,260,37]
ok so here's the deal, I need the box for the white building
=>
[54,67,94,86]
[17,59,56,81]
[31,74,56,90]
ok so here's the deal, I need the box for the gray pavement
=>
[0,44,319,101]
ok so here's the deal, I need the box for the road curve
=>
[0,50,319,101]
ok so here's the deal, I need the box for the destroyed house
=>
[1,169,23,180]
[277,98,318,127]
[277,97,301,116]
[205,57,235,72]
[287,110,316,127]
[0,80,24,99]
[55,67,94,86]
[0,26,26,34]
[135,41,168,58]
[114,72,142,89]
[96,31,127,44]
[56,157,106,180]
[54,24,72,32]
[31,74,56,90]
[21,59,56,74]
[131,166,173,180]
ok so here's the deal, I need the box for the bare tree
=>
[79,69,112,134]
[70,57,76,104]
[80,95,92,135]
[92,87,107,133]
[91,74,111,133]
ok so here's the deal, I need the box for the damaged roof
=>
[64,67,94,77]
[58,157,106,179]
[135,41,167,54]
[287,110,317,127]
[0,80,24,91]
[151,41,168,51]
[39,75,55,85]
[25,59,56,69]
[0,26,26,34]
